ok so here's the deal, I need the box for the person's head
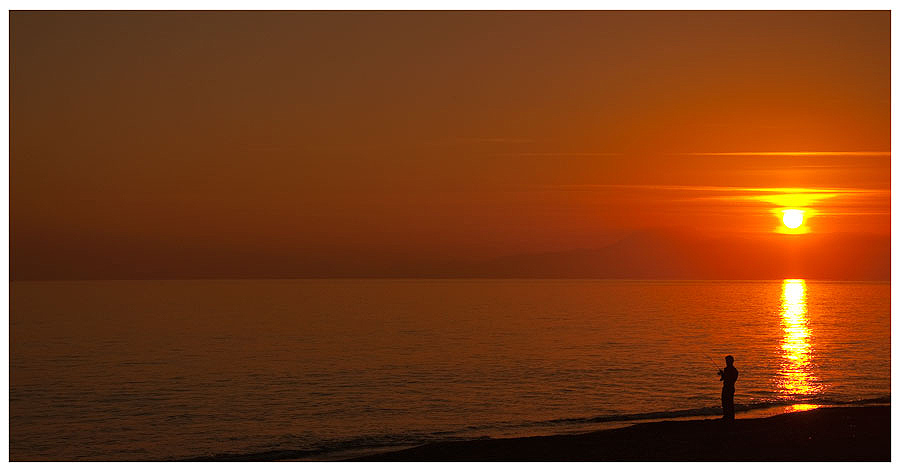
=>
[725,355,734,366]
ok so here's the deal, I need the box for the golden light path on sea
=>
[777,279,821,397]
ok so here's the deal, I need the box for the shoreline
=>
[351,405,890,461]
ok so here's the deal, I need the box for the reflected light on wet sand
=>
[778,279,820,397]
[784,403,821,413]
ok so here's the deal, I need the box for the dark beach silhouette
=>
[353,406,890,461]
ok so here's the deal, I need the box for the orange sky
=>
[10,11,890,280]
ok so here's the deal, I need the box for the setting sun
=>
[782,209,805,229]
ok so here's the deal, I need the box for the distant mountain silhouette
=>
[12,229,889,281]
[472,230,890,281]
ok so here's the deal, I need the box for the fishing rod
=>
[704,353,722,372]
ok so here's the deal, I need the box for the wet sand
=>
[355,405,890,461]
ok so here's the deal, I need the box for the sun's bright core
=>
[782,209,805,229]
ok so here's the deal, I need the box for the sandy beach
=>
[354,406,890,461]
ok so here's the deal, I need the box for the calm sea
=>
[10,279,891,460]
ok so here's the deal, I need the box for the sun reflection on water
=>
[777,279,821,397]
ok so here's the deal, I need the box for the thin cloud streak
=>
[488,151,889,158]
[490,152,624,157]
[546,184,889,195]
[677,151,890,157]
[541,184,889,216]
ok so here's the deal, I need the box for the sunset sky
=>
[11,11,890,280]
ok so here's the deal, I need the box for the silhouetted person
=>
[718,355,738,422]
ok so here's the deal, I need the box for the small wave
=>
[839,395,891,405]
[187,449,320,461]
[180,431,489,461]
[526,394,891,428]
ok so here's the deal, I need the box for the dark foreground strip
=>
[352,406,890,461]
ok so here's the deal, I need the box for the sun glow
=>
[774,207,811,234]
[782,209,804,229]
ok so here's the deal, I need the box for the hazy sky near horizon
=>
[11,11,890,279]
